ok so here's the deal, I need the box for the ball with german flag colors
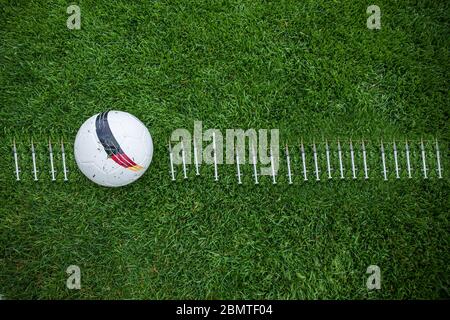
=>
[74,111,153,187]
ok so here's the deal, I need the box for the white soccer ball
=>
[74,111,153,187]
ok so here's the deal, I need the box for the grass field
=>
[0,0,449,299]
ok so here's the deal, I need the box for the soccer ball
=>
[74,111,153,187]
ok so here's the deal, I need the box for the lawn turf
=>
[0,0,449,299]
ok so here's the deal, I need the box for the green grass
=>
[0,0,449,299]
